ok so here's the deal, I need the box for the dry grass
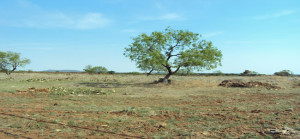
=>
[0,73,299,138]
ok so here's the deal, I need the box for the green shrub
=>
[107,70,116,74]
[241,70,259,76]
[84,65,108,74]
[274,70,293,76]
[213,70,223,76]
[27,70,33,73]
[126,72,142,75]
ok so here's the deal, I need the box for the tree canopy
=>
[0,51,31,75]
[124,27,222,82]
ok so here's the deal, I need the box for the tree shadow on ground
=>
[78,82,157,88]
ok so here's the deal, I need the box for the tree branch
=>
[147,68,154,76]
[170,54,182,57]
[166,40,181,61]
[172,66,181,74]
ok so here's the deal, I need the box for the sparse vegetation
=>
[49,87,115,96]
[0,72,299,138]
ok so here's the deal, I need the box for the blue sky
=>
[0,0,299,74]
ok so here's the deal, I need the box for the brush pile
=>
[219,80,281,90]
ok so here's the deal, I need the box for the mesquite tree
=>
[83,65,108,74]
[0,51,30,75]
[124,27,222,83]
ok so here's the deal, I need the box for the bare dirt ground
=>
[0,73,299,138]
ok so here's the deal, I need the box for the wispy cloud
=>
[17,0,40,9]
[159,13,185,20]
[254,10,296,20]
[0,1,111,29]
[19,12,111,29]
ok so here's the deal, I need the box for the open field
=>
[0,73,300,138]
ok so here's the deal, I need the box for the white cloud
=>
[21,12,111,29]
[75,13,111,29]
[159,13,185,20]
[254,10,296,20]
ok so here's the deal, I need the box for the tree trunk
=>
[4,70,10,75]
[157,73,172,84]
[163,73,171,80]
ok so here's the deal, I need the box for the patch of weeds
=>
[51,119,61,124]
[263,123,270,128]
[177,129,194,137]
[90,131,97,135]
[286,123,300,131]
[211,125,222,131]
[67,120,77,126]
[240,132,259,139]
[49,87,116,96]
[112,127,121,133]
[120,106,137,115]
[168,117,180,125]
[136,107,155,117]
[203,116,217,121]
[153,131,172,139]
[7,90,15,93]
[48,133,57,138]
[148,119,156,126]
[33,114,40,119]
[156,107,181,113]
[9,123,22,129]
[222,133,235,138]
[186,115,202,122]
[26,121,47,130]
[234,113,243,119]
[264,115,275,121]
[76,130,86,137]
[224,122,239,129]
[264,135,273,139]
[293,113,300,119]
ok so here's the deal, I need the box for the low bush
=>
[107,70,116,74]
[84,65,108,74]
[241,70,259,76]
[274,70,293,76]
